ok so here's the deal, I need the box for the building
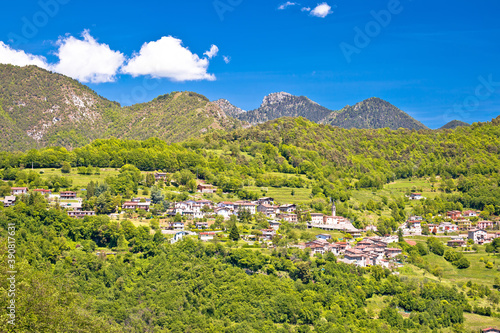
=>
[257,204,279,217]
[197,184,217,194]
[3,196,16,207]
[68,211,95,218]
[468,229,487,244]
[234,202,256,215]
[260,229,276,240]
[447,210,462,220]
[278,214,298,223]
[447,239,466,248]
[60,191,77,200]
[278,204,296,213]
[409,193,424,200]
[257,197,274,205]
[170,222,185,231]
[11,187,28,195]
[439,222,458,233]
[463,210,478,217]
[457,220,472,230]
[269,221,281,230]
[199,232,216,241]
[310,213,324,224]
[482,328,500,333]
[316,234,332,241]
[33,189,51,195]
[195,222,209,229]
[478,221,495,230]
[122,201,150,212]
[385,248,403,258]
[155,172,168,181]
[214,207,233,220]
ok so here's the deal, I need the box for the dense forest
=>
[2,116,500,216]
[0,202,470,332]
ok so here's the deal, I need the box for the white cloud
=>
[122,36,216,82]
[0,41,50,69]
[278,2,297,10]
[204,44,219,59]
[310,2,333,18]
[301,7,311,12]
[223,56,231,64]
[52,30,125,83]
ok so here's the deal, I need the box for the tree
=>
[397,228,404,243]
[61,162,71,174]
[145,173,155,187]
[229,224,240,241]
[455,257,470,269]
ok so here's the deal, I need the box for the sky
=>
[0,0,499,129]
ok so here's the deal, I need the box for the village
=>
[4,180,500,270]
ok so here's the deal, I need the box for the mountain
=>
[236,92,333,124]
[213,99,245,118]
[0,64,240,151]
[320,97,429,130]
[439,120,470,130]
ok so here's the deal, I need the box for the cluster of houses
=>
[297,234,401,268]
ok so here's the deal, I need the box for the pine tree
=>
[229,224,240,241]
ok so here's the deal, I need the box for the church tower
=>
[331,201,336,217]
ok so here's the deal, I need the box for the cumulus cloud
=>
[301,7,311,12]
[0,41,50,69]
[223,56,231,64]
[310,2,333,18]
[204,45,219,59]
[122,36,216,81]
[278,2,297,10]
[51,30,125,84]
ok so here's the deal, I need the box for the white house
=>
[468,229,487,244]
[199,232,216,241]
[310,213,324,224]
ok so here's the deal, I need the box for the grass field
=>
[37,168,122,188]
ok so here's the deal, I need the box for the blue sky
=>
[1,0,499,128]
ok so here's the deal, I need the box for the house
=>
[269,221,281,230]
[60,191,77,200]
[447,239,466,248]
[196,222,209,229]
[310,213,324,224]
[278,214,298,223]
[214,207,233,220]
[257,204,279,217]
[305,240,330,255]
[122,202,138,210]
[33,189,51,195]
[482,328,500,333]
[260,229,276,240]
[68,211,95,218]
[199,232,216,241]
[468,229,487,244]
[447,210,462,220]
[344,249,367,267]
[170,222,185,231]
[316,234,332,241]
[257,197,274,205]
[457,220,472,230]
[122,201,150,212]
[400,220,422,236]
[385,248,403,258]
[131,197,151,203]
[11,187,28,195]
[197,184,217,194]
[279,204,296,213]
[366,225,378,232]
[170,231,188,244]
[218,201,235,210]
[155,172,168,181]
[234,202,256,215]
[478,221,495,230]
[409,193,423,200]
[439,222,458,233]
[463,210,478,217]
[3,196,16,207]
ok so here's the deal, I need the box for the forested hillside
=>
[0,204,468,332]
[0,65,241,151]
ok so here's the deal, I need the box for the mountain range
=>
[0,64,471,151]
